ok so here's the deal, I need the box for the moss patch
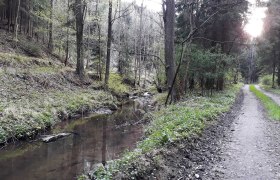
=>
[108,73,130,94]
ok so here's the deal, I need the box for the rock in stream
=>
[41,133,72,143]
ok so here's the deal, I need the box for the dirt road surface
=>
[213,85,280,179]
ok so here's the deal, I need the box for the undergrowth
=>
[0,52,54,68]
[250,85,280,120]
[89,84,243,179]
[108,73,130,94]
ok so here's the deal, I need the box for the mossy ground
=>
[108,73,130,94]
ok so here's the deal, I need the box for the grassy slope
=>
[0,51,121,144]
[250,85,280,120]
[87,84,242,180]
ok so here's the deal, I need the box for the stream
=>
[0,100,146,180]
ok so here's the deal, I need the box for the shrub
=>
[108,73,129,94]
[260,74,273,86]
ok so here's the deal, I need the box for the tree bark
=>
[272,50,276,88]
[48,0,54,52]
[277,51,280,87]
[75,0,85,77]
[104,0,113,87]
[137,1,144,86]
[163,0,176,101]
[15,0,21,41]
[98,23,102,81]
[65,0,70,66]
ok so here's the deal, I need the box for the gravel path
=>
[255,85,280,105]
[215,85,280,179]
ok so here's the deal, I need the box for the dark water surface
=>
[0,103,143,180]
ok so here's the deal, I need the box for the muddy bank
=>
[111,89,244,179]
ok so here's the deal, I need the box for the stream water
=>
[0,101,144,180]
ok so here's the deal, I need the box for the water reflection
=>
[0,103,143,180]
[102,119,107,166]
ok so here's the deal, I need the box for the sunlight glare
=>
[244,0,268,38]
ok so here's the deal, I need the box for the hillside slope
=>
[0,32,117,144]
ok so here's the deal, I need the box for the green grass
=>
[250,85,280,120]
[89,84,243,179]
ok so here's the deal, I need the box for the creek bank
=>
[0,52,122,145]
[87,84,243,179]
[0,99,146,180]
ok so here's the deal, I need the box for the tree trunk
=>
[98,23,102,81]
[278,52,280,86]
[272,50,276,88]
[48,0,53,52]
[134,38,137,86]
[104,0,113,87]
[75,0,85,77]
[163,0,176,101]
[117,0,123,75]
[65,0,70,66]
[15,0,21,41]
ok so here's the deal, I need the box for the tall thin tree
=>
[15,0,21,42]
[48,0,54,52]
[75,0,86,77]
[163,0,176,101]
[104,0,113,87]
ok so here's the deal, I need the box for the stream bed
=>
[0,101,145,180]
